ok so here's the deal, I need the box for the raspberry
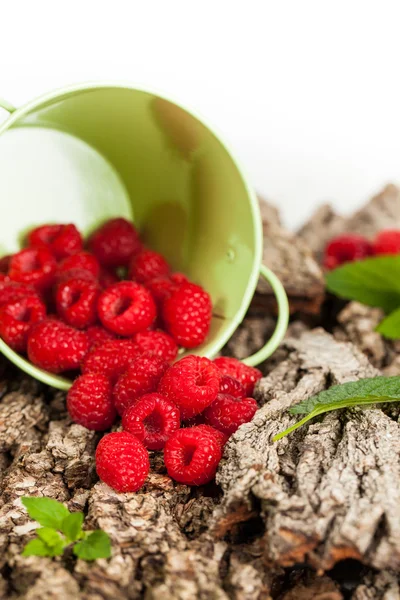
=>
[98,268,119,289]
[82,339,139,383]
[163,426,222,486]
[373,230,400,255]
[204,393,258,435]
[146,276,177,306]
[55,268,97,286]
[219,375,246,398]
[195,424,228,449]
[55,276,100,329]
[0,274,7,283]
[323,234,373,270]
[98,281,156,336]
[170,273,189,286]
[182,413,205,427]
[122,393,180,450]
[0,295,46,353]
[163,283,212,348]
[67,373,116,431]
[27,318,89,373]
[0,281,40,307]
[58,252,100,278]
[158,355,221,419]
[95,431,149,493]
[134,329,178,362]
[9,248,57,291]
[213,357,262,396]
[0,255,11,277]
[27,224,83,260]
[129,249,170,283]
[89,218,142,268]
[113,355,169,415]
[86,326,116,351]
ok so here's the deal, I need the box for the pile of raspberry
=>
[92,354,262,491]
[0,218,263,490]
[323,229,400,269]
[0,218,211,368]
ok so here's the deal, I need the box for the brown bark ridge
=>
[255,199,325,316]
[298,184,400,260]
[213,328,400,573]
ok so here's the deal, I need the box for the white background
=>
[1,1,399,229]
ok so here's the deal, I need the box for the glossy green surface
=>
[0,85,288,389]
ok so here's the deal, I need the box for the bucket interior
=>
[0,86,260,363]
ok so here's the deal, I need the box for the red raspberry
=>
[67,373,116,431]
[164,426,222,486]
[163,283,212,348]
[98,281,156,336]
[27,318,89,373]
[55,268,97,286]
[9,248,57,291]
[0,255,11,278]
[195,424,228,449]
[0,281,40,307]
[82,339,139,383]
[113,355,169,415]
[0,295,46,353]
[27,224,83,260]
[86,326,117,351]
[219,375,246,398]
[0,274,7,283]
[134,329,178,362]
[146,276,177,307]
[95,431,149,493]
[204,393,258,435]
[58,252,100,278]
[323,234,373,270]
[182,413,205,427]
[170,273,189,286]
[129,249,170,283]
[213,357,262,396]
[55,276,100,329]
[122,393,180,450]
[89,218,142,268]
[373,230,400,255]
[98,268,119,289]
[158,355,220,419]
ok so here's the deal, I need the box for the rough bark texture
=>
[214,329,400,574]
[255,200,326,316]
[298,184,400,260]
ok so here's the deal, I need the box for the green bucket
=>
[0,84,289,391]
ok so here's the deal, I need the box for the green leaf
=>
[73,530,111,561]
[22,538,52,557]
[36,528,65,556]
[273,376,400,441]
[61,512,84,542]
[326,256,400,313]
[376,307,400,339]
[21,497,70,530]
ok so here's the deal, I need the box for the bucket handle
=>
[0,98,16,115]
[241,264,289,367]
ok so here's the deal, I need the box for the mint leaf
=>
[376,307,400,339]
[62,512,84,542]
[36,528,65,556]
[326,256,400,312]
[73,530,111,561]
[22,497,70,530]
[273,376,400,441]
[22,538,52,557]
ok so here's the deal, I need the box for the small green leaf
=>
[61,512,84,542]
[22,538,52,557]
[21,497,70,530]
[326,256,400,313]
[73,530,111,561]
[273,376,400,441]
[36,528,65,556]
[376,307,400,339]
